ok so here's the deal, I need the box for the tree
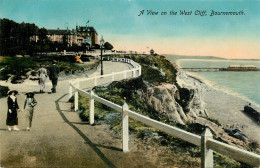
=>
[104,42,114,50]
[38,28,48,45]
[43,44,50,52]
[0,19,40,56]
[62,35,68,50]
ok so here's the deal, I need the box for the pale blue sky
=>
[1,0,260,58]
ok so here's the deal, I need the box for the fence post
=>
[112,72,114,82]
[133,70,136,78]
[201,127,213,168]
[122,103,129,152]
[89,90,95,125]
[74,82,79,112]
[69,83,72,101]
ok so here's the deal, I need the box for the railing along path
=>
[69,57,260,168]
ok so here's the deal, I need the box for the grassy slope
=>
[77,54,249,168]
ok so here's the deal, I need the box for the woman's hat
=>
[8,90,18,95]
[25,92,34,97]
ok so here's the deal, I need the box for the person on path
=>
[38,64,47,93]
[6,90,20,131]
[49,60,59,93]
[75,55,83,63]
[24,92,37,131]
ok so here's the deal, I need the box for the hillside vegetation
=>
[76,54,249,168]
[0,55,99,84]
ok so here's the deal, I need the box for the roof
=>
[77,26,98,35]
[47,29,73,35]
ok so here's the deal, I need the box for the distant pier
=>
[180,67,260,72]
[180,68,220,72]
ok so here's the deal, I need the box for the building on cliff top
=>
[76,26,98,47]
[30,25,98,48]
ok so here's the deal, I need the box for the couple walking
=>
[38,60,59,93]
[6,90,37,131]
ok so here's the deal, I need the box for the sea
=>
[168,57,260,107]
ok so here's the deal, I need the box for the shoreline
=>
[170,58,260,143]
[175,58,260,108]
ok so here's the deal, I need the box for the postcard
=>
[0,0,259,167]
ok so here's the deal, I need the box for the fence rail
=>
[69,58,260,168]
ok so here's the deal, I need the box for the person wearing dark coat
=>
[6,90,20,131]
[49,60,59,93]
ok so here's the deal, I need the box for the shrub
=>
[30,70,38,76]
[249,141,259,152]
[1,57,38,77]
[108,54,177,84]
[0,85,9,98]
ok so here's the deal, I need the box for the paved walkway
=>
[0,61,157,168]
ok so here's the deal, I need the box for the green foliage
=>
[104,42,114,50]
[141,65,166,85]
[0,18,39,56]
[78,93,115,123]
[0,54,99,82]
[38,28,48,45]
[30,70,38,76]
[108,54,177,85]
[213,152,243,168]
[249,141,259,152]
[0,85,9,98]
[0,18,89,55]
[78,93,90,121]
[75,55,253,167]
[56,61,79,72]
[1,57,38,77]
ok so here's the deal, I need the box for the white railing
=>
[69,58,260,168]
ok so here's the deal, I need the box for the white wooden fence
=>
[69,58,260,168]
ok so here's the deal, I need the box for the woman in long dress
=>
[6,90,20,131]
[38,64,47,93]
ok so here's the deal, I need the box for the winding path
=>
[0,61,165,168]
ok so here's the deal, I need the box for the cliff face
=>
[142,83,250,149]
[143,83,207,124]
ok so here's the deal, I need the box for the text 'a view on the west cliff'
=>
[138,9,245,17]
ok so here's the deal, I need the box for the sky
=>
[0,0,260,59]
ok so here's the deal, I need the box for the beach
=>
[175,62,260,144]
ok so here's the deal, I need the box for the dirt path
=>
[0,61,196,168]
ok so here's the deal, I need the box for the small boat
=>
[219,65,259,71]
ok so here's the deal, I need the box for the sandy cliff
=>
[141,70,260,151]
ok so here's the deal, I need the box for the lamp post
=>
[100,36,104,75]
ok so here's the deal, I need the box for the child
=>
[24,92,37,131]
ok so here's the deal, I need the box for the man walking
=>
[49,60,59,93]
